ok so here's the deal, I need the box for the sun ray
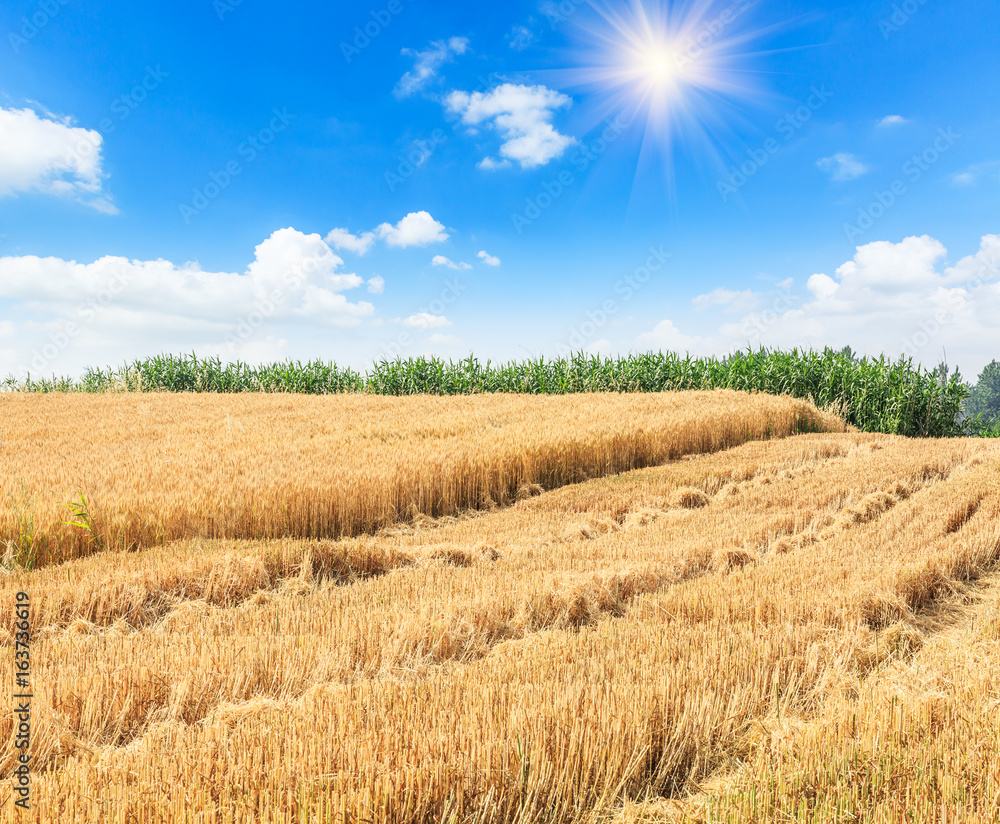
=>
[533,0,793,206]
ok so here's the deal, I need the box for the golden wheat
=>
[0,391,840,566]
[1,395,998,823]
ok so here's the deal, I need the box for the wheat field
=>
[0,391,841,567]
[1,392,999,822]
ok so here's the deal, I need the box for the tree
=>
[967,360,1000,426]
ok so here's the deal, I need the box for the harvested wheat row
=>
[1,427,998,822]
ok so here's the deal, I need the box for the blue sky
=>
[1,0,998,380]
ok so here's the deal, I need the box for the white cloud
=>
[366,275,385,294]
[508,26,537,51]
[477,157,512,171]
[877,115,909,127]
[376,211,449,247]
[633,234,1000,378]
[585,338,613,355]
[0,228,379,376]
[325,227,376,255]
[635,319,708,355]
[477,250,501,266]
[395,37,470,99]
[445,83,577,169]
[806,273,839,300]
[402,312,451,328]
[0,106,116,213]
[817,152,870,182]
[692,287,758,313]
[431,255,471,270]
[428,333,463,345]
[950,161,1000,187]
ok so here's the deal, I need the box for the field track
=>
[1,394,998,822]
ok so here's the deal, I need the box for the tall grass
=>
[1,347,974,437]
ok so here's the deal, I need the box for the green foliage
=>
[1,347,979,438]
[964,360,1000,431]
[61,493,102,551]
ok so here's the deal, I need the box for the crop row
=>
[3,347,989,438]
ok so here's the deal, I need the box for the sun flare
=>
[633,42,682,88]
[549,0,775,184]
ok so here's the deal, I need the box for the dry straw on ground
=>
[1,394,999,822]
[0,390,840,566]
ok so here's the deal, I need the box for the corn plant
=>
[2,346,982,437]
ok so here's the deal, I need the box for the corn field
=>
[2,347,976,438]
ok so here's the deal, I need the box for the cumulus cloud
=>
[806,273,839,300]
[431,255,471,270]
[402,312,451,328]
[477,250,501,266]
[633,234,1000,378]
[634,319,709,355]
[377,211,450,247]
[325,227,376,255]
[445,83,576,169]
[395,37,470,99]
[877,115,909,127]
[692,287,759,313]
[0,228,378,376]
[0,106,116,213]
[328,211,449,253]
[817,152,870,182]
[366,275,385,294]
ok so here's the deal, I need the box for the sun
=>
[545,0,775,185]
[633,42,682,89]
